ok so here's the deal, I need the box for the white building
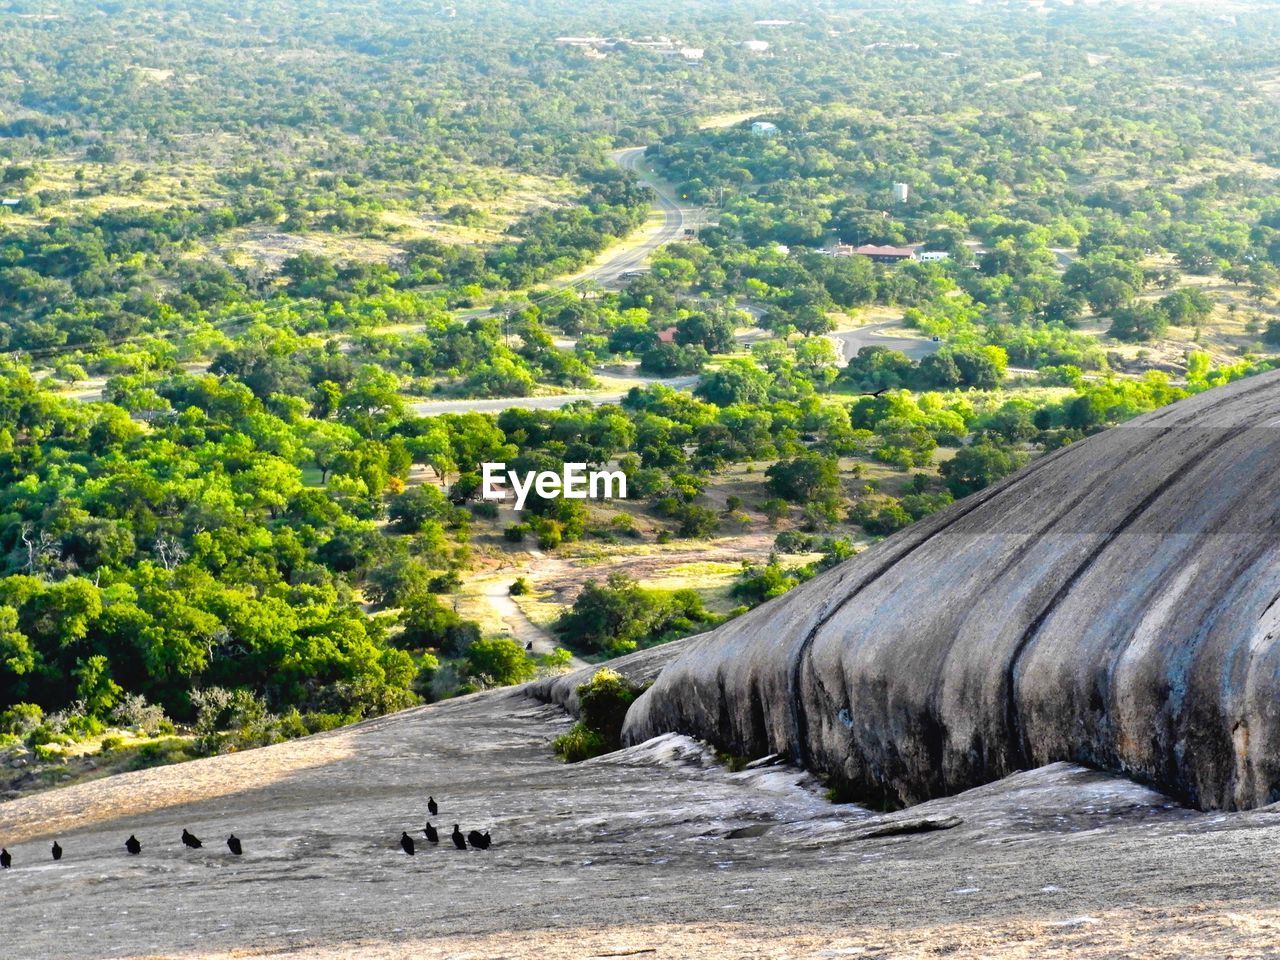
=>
[914,250,950,262]
[679,47,705,60]
[742,40,771,53]
[751,121,780,137]
[893,182,910,203]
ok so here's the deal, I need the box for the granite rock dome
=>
[623,370,1280,810]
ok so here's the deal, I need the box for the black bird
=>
[525,641,533,651]
[1,848,11,868]
[424,822,438,844]
[427,796,438,816]
[861,387,889,398]
[181,829,202,849]
[467,829,490,850]
[400,831,415,856]
[51,841,62,861]
[227,835,242,856]
[479,831,492,850]
[451,825,467,850]
[125,835,141,856]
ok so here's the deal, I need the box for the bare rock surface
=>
[3,690,1280,957]
[625,370,1280,810]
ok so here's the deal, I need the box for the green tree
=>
[694,359,772,406]
[464,637,536,686]
[765,453,841,502]
[940,443,1026,498]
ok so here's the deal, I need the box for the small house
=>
[853,244,914,263]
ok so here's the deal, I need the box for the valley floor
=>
[0,689,1278,959]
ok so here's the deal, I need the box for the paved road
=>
[828,321,942,363]
[409,150,704,417]
[562,147,695,288]
[409,374,700,415]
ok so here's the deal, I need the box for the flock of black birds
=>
[0,829,243,868]
[0,794,491,869]
[399,795,492,855]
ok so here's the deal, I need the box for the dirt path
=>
[476,574,589,669]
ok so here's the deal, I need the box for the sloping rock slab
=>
[527,633,709,716]
[625,370,1280,810]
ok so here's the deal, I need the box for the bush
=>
[552,723,607,763]
[509,577,530,596]
[34,742,70,761]
[552,668,642,763]
[0,702,44,737]
[766,454,841,502]
[554,572,718,656]
[397,593,482,654]
[130,738,194,771]
[533,517,563,550]
[539,648,574,672]
[849,498,913,536]
[504,523,528,542]
[471,500,499,520]
[940,443,1026,498]
[733,562,801,604]
[110,693,168,736]
[428,570,462,594]
[774,530,815,553]
[464,636,537,686]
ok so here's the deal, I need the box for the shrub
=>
[554,572,718,656]
[471,500,499,520]
[110,693,168,736]
[774,530,815,553]
[849,498,913,536]
[0,702,44,737]
[765,453,840,502]
[552,723,607,763]
[130,738,194,771]
[539,648,574,672]
[533,517,563,550]
[33,742,66,762]
[464,636,537,686]
[553,668,642,762]
[509,577,530,596]
[733,561,801,604]
[428,570,462,594]
[397,593,482,654]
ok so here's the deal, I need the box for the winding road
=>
[828,320,941,363]
[411,149,703,416]
[563,147,695,288]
